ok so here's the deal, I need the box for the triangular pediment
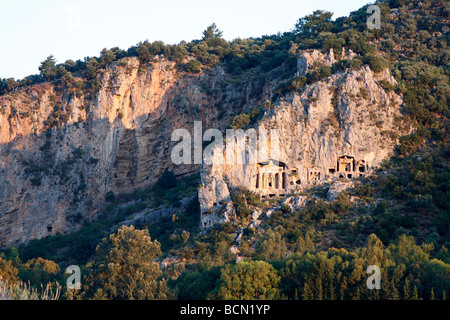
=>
[257,159,288,169]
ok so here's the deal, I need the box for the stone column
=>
[278,172,282,190]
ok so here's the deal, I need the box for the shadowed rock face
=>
[0,56,275,248]
[198,63,410,229]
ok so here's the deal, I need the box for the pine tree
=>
[39,55,58,80]
[339,278,348,300]
[202,23,223,42]
[388,281,400,300]
[295,236,306,254]
[293,10,333,35]
[294,288,300,300]
[305,233,315,252]
[354,287,361,300]
[314,261,324,300]
[302,282,313,300]
[329,282,336,300]
[255,228,287,261]
[412,286,419,300]
[403,278,411,300]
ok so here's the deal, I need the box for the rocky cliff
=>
[198,50,410,229]
[0,48,411,247]
[0,56,275,248]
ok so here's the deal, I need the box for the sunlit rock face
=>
[199,59,408,229]
[0,56,275,247]
[0,48,409,246]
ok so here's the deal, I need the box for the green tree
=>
[294,233,315,254]
[363,54,388,74]
[231,190,252,218]
[212,260,280,300]
[294,10,333,35]
[387,234,433,265]
[332,192,351,216]
[80,225,170,300]
[183,59,202,73]
[58,66,75,87]
[175,267,221,300]
[85,58,99,80]
[62,59,77,72]
[0,78,19,94]
[0,256,18,283]
[99,48,116,68]
[202,23,223,42]
[302,282,314,300]
[39,55,58,80]
[229,113,251,130]
[255,228,287,261]
[19,257,60,287]
[135,41,152,63]
[307,63,332,83]
[319,32,345,52]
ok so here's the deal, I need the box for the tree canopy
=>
[211,260,280,300]
[293,10,334,35]
[39,55,58,80]
[79,225,170,300]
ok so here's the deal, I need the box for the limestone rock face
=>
[0,48,410,246]
[282,196,308,211]
[296,48,357,76]
[0,56,274,248]
[297,49,337,75]
[199,62,408,229]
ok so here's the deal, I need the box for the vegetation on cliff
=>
[0,0,449,300]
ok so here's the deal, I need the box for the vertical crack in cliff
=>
[112,129,138,191]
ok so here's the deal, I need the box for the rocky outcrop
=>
[120,196,196,230]
[0,56,276,248]
[199,58,408,228]
[282,196,308,211]
[296,47,357,76]
[296,49,337,75]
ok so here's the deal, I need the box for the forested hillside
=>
[0,0,449,300]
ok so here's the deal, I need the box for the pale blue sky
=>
[0,0,373,79]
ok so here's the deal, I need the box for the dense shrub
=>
[363,54,389,73]
[183,60,203,73]
[156,170,177,190]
